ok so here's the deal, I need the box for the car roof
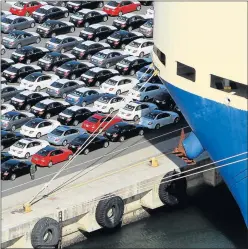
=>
[10,30,27,35]
[2,159,20,165]
[132,38,152,44]
[41,5,54,10]
[11,63,26,69]
[2,58,14,63]
[3,15,19,20]
[4,111,20,116]
[123,56,139,62]
[39,99,69,105]
[78,9,92,14]
[28,72,43,77]
[90,24,116,30]
[19,138,34,144]
[89,67,105,73]
[49,52,61,56]
[56,125,72,132]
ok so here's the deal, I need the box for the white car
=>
[9,138,49,159]
[1,45,6,55]
[94,94,127,113]
[128,82,167,101]
[1,10,12,18]
[124,38,154,57]
[1,104,16,115]
[20,118,60,138]
[20,72,59,91]
[100,76,139,95]
[118,101,158,121]
[145,6,154,18]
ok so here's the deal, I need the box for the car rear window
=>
[110,32,122,39]
[116,16,127,22]
[51,81,64,88]
[35,102,46,109]
[7,33,18,40]
[85,27,95,33]
[106,79,117,85]
[14,141,26,148]
[95,52,107,59]
[24,74,38,82]
[37,148,52,156]
[124,104,135,111]
[87,116,99,123]
[74,12,85,18]
[36,8,48,14]
[25,119,40,128]
[62,109,75,116]
[51,129,64,136]
[84,70,96,77]
[133,85,145,92]
[14,93,26,101]
[143,20,153,28]
[119,59,130,66]
[129,41,140,48]
[77,43,89,50]
[107,1,119,7]
[98,96,110,104]
[145,112,157,120]
[50,37,62,44]
[7,67,18,73]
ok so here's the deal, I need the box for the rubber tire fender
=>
[31,217,61,249]
[95,196,124,229]
[158,170,187,207]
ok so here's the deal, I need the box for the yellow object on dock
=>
[150,157,159,167]
[23,203,32,213]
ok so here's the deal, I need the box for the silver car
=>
[2,30,41,49]
[47,126,87,146]
[1,15,36,34]
[90,49,128,68]
[45,35,83,53]
[46,79,84,98]
[1,111,35,131]
[1,85,25,104]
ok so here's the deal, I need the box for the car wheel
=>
[94,37,100,42]
[30,22,35,28]
[98,1,104,7]
[136,5,141,11]
[139,129,144,136]
[174,117,180,124]
[82,101,87,107]
[17,77,22,83]
[25,104,31,111]
[35,86,41,91]
[103,16,108,22]
[121,44,126,50]
[48,161,53,168]
[64,12,69,18]
[83,148,90,155]
[103,141,109,148]
[36,132,41,138]
[155,124,160,130]
[25,152,30,159]
[51,32,56,38]
[70,27,75,33]
[62,140,67,146]
[68,154,73,160]
[109,107,114,114]
[26,59,31,64]
[11,125,16,132]
[119,136,125,142]
[45,113,51,119]
[128,26,133,31]
[17,43,22,49]
[116,89,121,95]
[52,66,57,71]
[130,69,135,76]
[84,22,90,28]
[87,54,92,60]
[36,37,41,44]
[133,115,139,122]
[105,63,110,68]
[70,74,76,80]
[95,81,101,87]
[10,174,17,181]
[118,11,123,16]
[143,96,149,101]
[139,52,144,58]
[61,48,65,53]
[1,48,5,55]
[73,120,79,126]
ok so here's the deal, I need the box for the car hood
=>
[37,26,50,31]
[81,30,93,35]
[31,106,44,112]
[3,37,15,42]
[114,19,126,25]
[38,58,51,64]
[11,97,24,103]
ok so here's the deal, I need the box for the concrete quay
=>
[1,139,221,249]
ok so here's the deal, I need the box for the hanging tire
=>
[84,22,90,28]
[95,196,124,229]
[36,86,41,92]
[158,170,187,207]
[94,37,100,42]
[62,93,67,99]
[51,32,56,38]
[87,54,92,60]
[25,152,30,159]
[73,120,79,126]
[118,11,123,16]
[98,1,104,7]
[11,125,16,132]
[61,48,65,53]
[31,217,61,249]
[62,140,67,146]
[138,129,144,136]
[17,43,22,49]
[109,107,114,114]
[82,101,86,107]
[103,16,108,22]
[95,81,101,87]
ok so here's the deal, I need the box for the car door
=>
[29,1,40,13]
[91,137,103,150]
[68,81,79,92]
[87,90,98,103]
[29,93,42,106]
[18,161,30,175]
[2,133,10,147]
[40,75,52,88]
[68,128,80,142]
[159,113,172,126]
[56,102,67,113]
[2,87,16,100]
[26,141,36,155]
[135,16,145,28]
[67,37,77,50]
[50,149,64,164]
[140,104,149,116]
[101,70,111,82]
[92,12,102,23]
[23,33,32,46]
[143,41,154,55]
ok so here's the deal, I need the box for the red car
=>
[31,146,73,167]
[82,113,122,133]
[9,1,46,16]
[103,0,141,16]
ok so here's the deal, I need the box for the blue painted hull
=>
[163,81,248,227]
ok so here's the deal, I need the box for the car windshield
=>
[62,109,75,116]
[50,38,62,44]
[51,129,64,136]
[116,16,127,22]
[35,102,46,109]
[124,104,135,111]
[74,12,84,18]
[25,119,40,128]
[42,54,53,61]
[110,32,121,39]
[37,148,52,156]
[106,79,117,85]
[143,20,153,28]
[6,66,18,73]
[133,85,145,92]
[87,116,99,123]
[95,52,107,59]
[7,33,18,40]
[51,81,63,88]
[84,70,96,77]
[41,22,52,28]
[76,43,88,50]
[107,1,119,7]
[24,74,38,82]
[2,113,14,121]
[119,59,130,65]
[98,96,110,104]
[14,141,26,148]
[14,93,26,100]
[36,8,47,14]
[145,112,157,120]
[14,1,25,7]
[2,18,13,24]
[85,27,95,33]
[129,41,140,48]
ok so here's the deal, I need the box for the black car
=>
[10,91,49,111]
[37,52,76,71]
[69,9,108,27]
[116,56,151,75]
[1,58,14,71]
[152,92,180,112]
[80,67,120,87]
[57,106,97,126]
[1,86,24,104]
[2,64,42,83]
[10,46,49,64]
[106,30,143,49]
[71,41,110,60]
[1,152,14,164]
[104,122,145,142]
[68,134,109,155]
[55,61,94,80]
[1,131,24,150]
[31,5,69,24]
[1,159,33,181]
[31,99,70,119]
[67,1,104,13]
[36,20,75,38]
[46,1,68,7]
[79,24,117,42]
[113,14,150,32]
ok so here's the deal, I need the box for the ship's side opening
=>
[153,45,166,65]
[176,62,196,82]
[210,74,248,99]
